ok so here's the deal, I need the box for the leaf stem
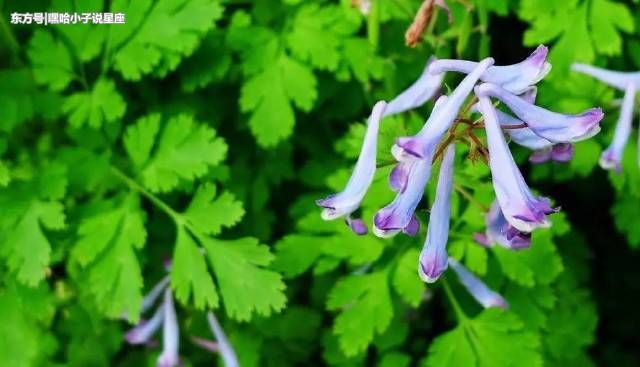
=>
[442,277,468,323]
[454,183,488,211]
[110,166,183,225]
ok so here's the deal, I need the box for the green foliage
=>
[0,0,631,365]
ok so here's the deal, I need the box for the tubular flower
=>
[315,49,604,311]
[418,145,455,282]
[383,57,444,117]
[474,201,531,250]
[157,289,179,367]
[599,83,636,171]
[476,83,604,143]
[206,312,240,367]
[316,101,387,230]
[373,158,432,237]
[476,93,558,232]
[394,58,495,160]
[448,258,508,309]
[572,63,640,91]
[429,45,551,94]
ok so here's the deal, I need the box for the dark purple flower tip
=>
[163,257,173,271]
[551,143,574,162]
[346,218,368,235]
[527,45,549,68]
[473,232,492,247]
[389,163,409,193]
[403,215,420,236]
[503,225,531,250]
[125,322,147,344]
[373,211,396,231]
[599,150,622,173]
[579,108,605,131]
[419,257,448,283]
[493,297,509,310]
[529,148,552,164]
[315,195,336,209]
[395,137,425,158]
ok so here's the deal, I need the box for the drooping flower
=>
[476,93,558,232]
[572,63,640,91]
[418,145,455,282]
[157,289,179,367]
[125,303,165,345]
[384,57,444,116]
[476,83,604,143]
[448,258,508,309]
[429,45,551,94]
[204,312,240,367]
[316,101,387,228]
[394,58,495,160]
[599,83,636,171]
[374,59,493,237]
[474,201,531,250]
[373,158,432,237]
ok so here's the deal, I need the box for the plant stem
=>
[442,277,468,323]
[454,183,488,211]
[110,166,183,225]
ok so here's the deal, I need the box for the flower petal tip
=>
[346,218,368,235]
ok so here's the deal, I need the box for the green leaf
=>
[125,114,228,192]
[171,226,219,309]
[380,352,411,367]
[612,193,640,248]
[422,309,542,367]
[72,194,146,320]
[327,271,393,356]
[184,183,245,236]
[392,248,425,307]
[62,78,126,128]
[27,30,74,91]
[0,183,66,286]
[202,236,287,321]
[240,54,317,147]
[588,0,634,55]
[109,0,224,80]
[0,283,56,367]
[0,69,36,132]
[493,228,563,287]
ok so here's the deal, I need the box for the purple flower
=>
[448,258,508,309]
[125,304,165,345]
[475,201,531,250]
[394,58,495,160]
[141,276,170,314]
[383,57,444,117]
[157,289,179,367]
[600,83,636,171]
[476,93,558,232]
[418,145,455,282]
[373,158,432,237]
[476,83,604,143]
[429,45,551,94]
[345,217,368,235]
[572,63,640,91]
[389,160,411,192]
[206,312,239,367]
[316,101,387,225]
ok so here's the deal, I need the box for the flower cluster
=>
[572,63,640,171]
[317,46,604,308]
[124,264,238,367]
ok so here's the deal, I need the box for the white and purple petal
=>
[395,58,495,159]
[572,63,640,91]
[551,143,574,163]
[418,145,455,283]
[448,258,508,309]
[477,82,604,143]
[157,289,179,367]
[316,101,387,220]
[600,83,636,171]
[207,312,240,367]
[480,201,532,250]
[383,57,444,117]
[429,45,551,94]
[476,93,558,232]
[125,304,165,345]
